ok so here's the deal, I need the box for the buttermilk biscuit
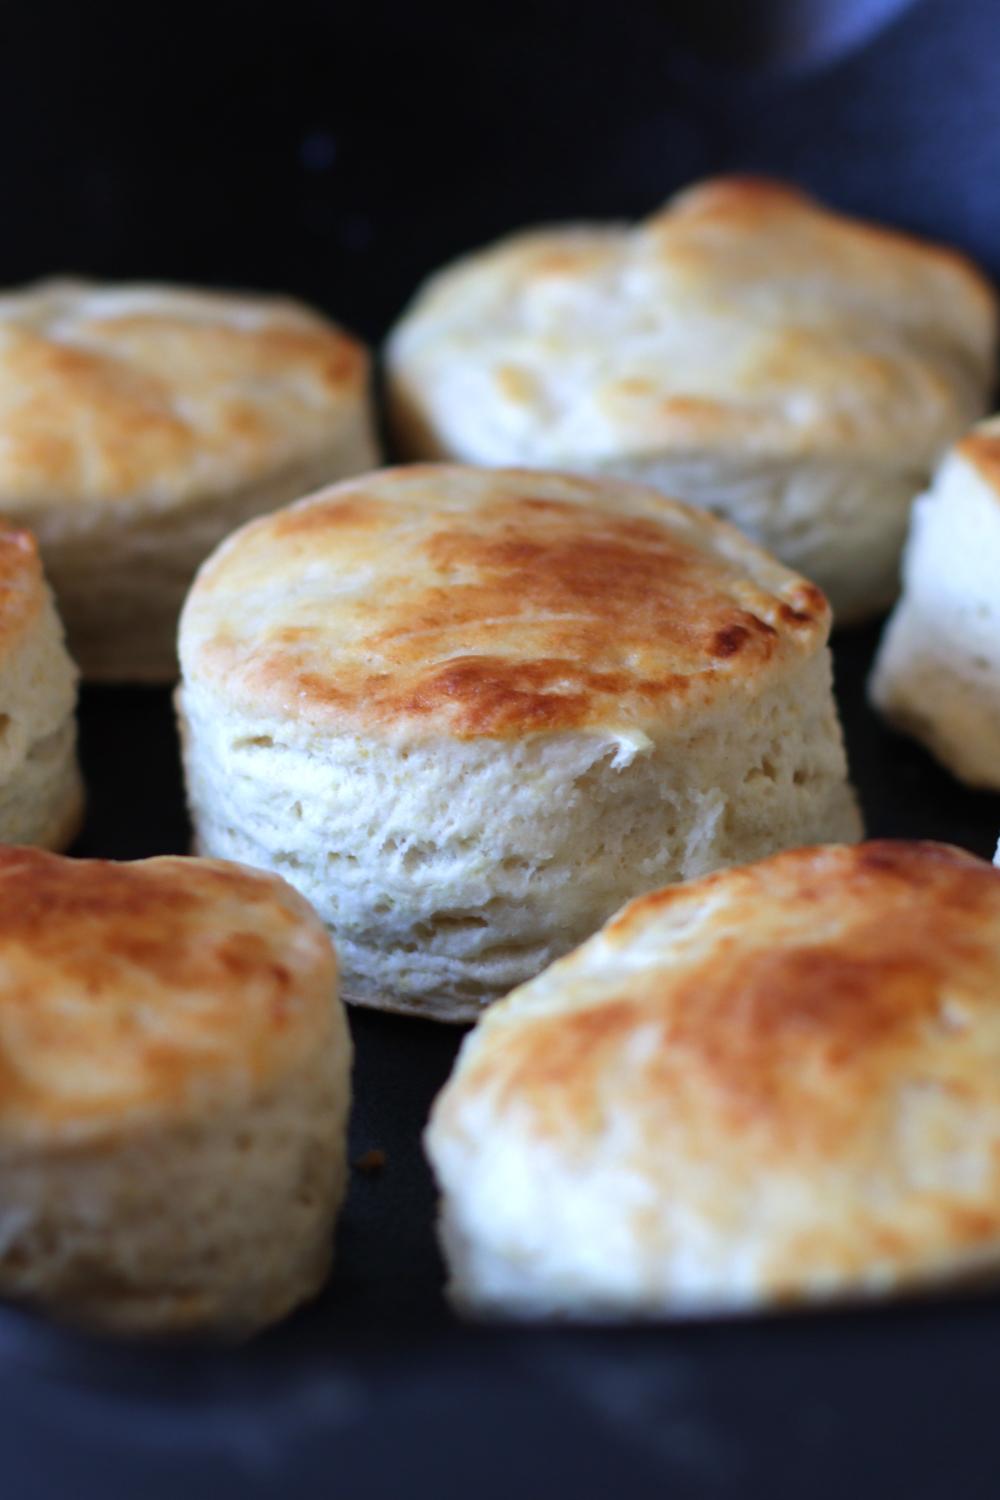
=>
[0,524,82,849]
[177,464,861,1023]
[871,416,1000,787]
[427,841,1000,1319]
[0,279,378,681]
[387,177,997,623]
[0,848,350,1337]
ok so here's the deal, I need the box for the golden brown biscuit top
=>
[0,524,46,663]
[440,843,1000,1208]
[0,848,337,1142]
[483,839,997,1109]
[180,464,830,740]
[0,280,369,509]
[388,176,997,468]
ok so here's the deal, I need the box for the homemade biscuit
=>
[427,841,1000,1318]
[0,279,378,680]
[871,416,1000,788]
[0,848,350,1337]
[178,464,861,1022]
[0,523,82,848]
[387,177,997,623]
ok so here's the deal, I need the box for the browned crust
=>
[664,176,998,310]
[186,468,829,739]
[466,842,999,1153]
[0,848,336,1131]
[0,286,370,504]
[389,177,997,486]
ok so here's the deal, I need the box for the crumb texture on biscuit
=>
[0,524,82,848]
[0,1047,346,1337]
[0,848,350,1337]
[428,841,1000,1314]
[179,465,859,1020]
[871,413,1000,788]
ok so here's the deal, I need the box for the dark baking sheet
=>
[0,626,997,1500]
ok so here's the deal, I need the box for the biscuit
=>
[0,848,350,1337]
[387,177,997,623]
[427,841,1000,1318]
[0,523,82,848]
[178,464,861,1022]
[870,416,1000,787]
[0,279,378,681]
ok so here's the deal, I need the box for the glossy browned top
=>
[0,848,337,1140]
[434,842,1000,1283]
[508,842,996,1138]
[665,177,996,292]
[180,465,829,739]
[450,840,999,1154]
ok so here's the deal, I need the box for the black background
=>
[3,2,1000,1495]
[2,0,998,338]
